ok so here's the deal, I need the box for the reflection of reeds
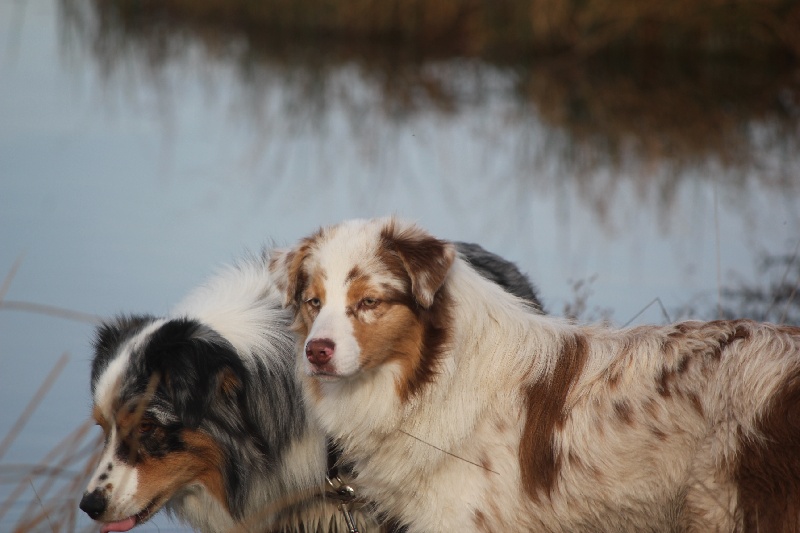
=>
[60,0,800,201]
[67,0,800,58]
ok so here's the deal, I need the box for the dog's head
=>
[80,315,250,532]
[271,218,455,398]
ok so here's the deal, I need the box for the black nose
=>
[79,488,107,520]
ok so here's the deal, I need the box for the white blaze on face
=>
[302,225,386,378]
[305,296,362,377]
[85,323,163,522]
[85,428,142,520]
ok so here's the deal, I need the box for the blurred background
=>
[1,0,799,530]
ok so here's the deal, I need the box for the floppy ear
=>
[267,248,296,307]
[143,319,244,428]
[382,220,456,308]
[269,243,314,308]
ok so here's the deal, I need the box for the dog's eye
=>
[306,297,321,308]
[138,421,156,435]
[360,297,379,309]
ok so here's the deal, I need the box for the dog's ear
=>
[91,314,156,394]
[381,220,456,308]
[269,242,314,308]
[267,248,296,307]
[143,319,244,428]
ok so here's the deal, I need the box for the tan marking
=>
[351,297,429,400]
[345,266,362,284]
[93,405,110,434]
[346,275,378,317]
[218,367,241,399]
[519,332,589,502]
[136,428,229,514]
[342,227,453,401]
[282,230,324,310]
[295,273,327,338]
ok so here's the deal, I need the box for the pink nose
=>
[305,338,335,366]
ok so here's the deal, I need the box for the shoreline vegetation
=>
[78,0,800,60]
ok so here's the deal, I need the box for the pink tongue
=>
[100,517,136,533]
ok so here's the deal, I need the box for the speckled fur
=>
[277,217,800,533]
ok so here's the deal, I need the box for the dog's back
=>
[276,217,800,533]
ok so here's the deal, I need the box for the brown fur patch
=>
[351,279,452,401]
[346,275,377,316]
[218,367,241,399]
[345,266,362,284]
[347,223,454,401]
[379,220,455,309]
[295,273,327,338]
[519,332,589,502]
[282,229,325,310]
[643,398,659,419]
[613,400,634,425]
[687,392,704,416]
[136,428,229,513]
[657,320,752,398]
[93,405,110,434]
[473,510,490,532]
[736,368,800,533]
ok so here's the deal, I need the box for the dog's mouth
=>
[310,370,342,381]
[99,499,159,533]
[308,363,341,378]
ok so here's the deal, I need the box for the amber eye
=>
[360,297,379,309]
[138,421,156,435]
[306,297,321,308]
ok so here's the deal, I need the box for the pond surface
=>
[1,0,799,531]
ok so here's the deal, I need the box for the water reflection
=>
[54,0,800,324]
[62,0,800,181]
